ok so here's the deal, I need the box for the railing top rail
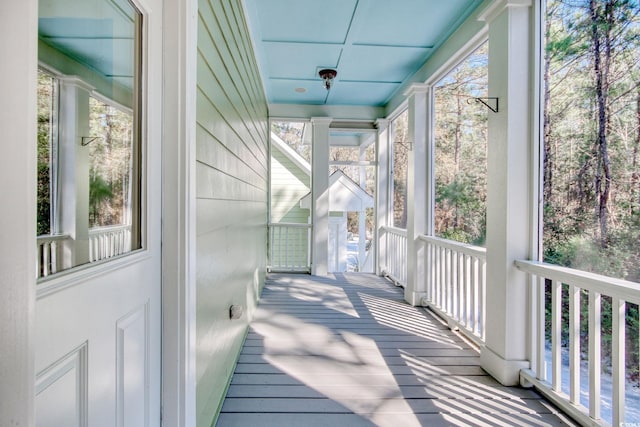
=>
[88,224,131,234]
[37,234,71,243]
[418,234,486,259]
[380,226,407,237]
[268,222,312,229]
[516,259,640,304]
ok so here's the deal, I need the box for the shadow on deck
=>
[217,273,577,427]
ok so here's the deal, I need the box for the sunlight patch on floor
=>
[253,312,422,425]
[281,280,360,317]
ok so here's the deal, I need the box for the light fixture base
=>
[318,68,337,90]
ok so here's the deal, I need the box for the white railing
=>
[268,223,311,272]
[516,260,640,427]
[89,224,132,262]
[379,226,407,286]
[420,235,487,344]
[37,234,71,278]
[378,224,639,425]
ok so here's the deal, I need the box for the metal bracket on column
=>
[81,136,102,146]
[469,97,499,113]
[396,140,413,151]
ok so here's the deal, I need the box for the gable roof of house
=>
[271,132,310,175]
[299,170,374,213]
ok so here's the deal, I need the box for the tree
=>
[433,42,488,245]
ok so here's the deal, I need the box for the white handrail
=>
[516,259,640,427]
[419,235,487,344]
[268,223,311,272]
[516,260,640,304]
[379,226,407,286]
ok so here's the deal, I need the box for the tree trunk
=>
[453,80,462,229]
[590,0,613,246]
[543,4,553,206]
[633,88,640,215]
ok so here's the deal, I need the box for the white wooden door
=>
[33,0,163,425]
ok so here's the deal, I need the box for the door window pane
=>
[37,0,142,278]
[37,70,58,237]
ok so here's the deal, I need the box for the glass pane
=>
[270,121,311,224]
[37,0,142,278]
[271,121,310,162]
[392,110,409,229]
[433,42,488,245]
[88,97,134,228]
[543,0,640,282]
[37,70,57,236]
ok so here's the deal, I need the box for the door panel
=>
[36,258,160,426]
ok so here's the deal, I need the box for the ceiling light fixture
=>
[318,68,337,91]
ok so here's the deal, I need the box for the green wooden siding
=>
[196,0,269,425]
[270,146,310,224]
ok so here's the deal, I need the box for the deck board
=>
[216,273,576,427]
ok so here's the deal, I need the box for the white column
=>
[375,119,390,276]
[0,1,37,425]
[358,144,367,271]
[311,117,332,276]
[57,77,92,267]
[161,0,198,424]
[479,0,533,386]
[404,84,430,306]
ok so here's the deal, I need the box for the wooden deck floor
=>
[217,273,576,427]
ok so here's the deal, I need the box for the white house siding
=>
[196,0,269,425]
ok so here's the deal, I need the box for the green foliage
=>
[89,173,114,225]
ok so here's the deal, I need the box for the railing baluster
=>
[471,256,478,335]
[612,296,625,427]
[479,260,486,339]
[536,275,546,381]
[588,290,601,420]
[569,284,580,404]
[453,251,459,319]
[552,280,562,392]
[42,242,50,277]
[50,241,57,274]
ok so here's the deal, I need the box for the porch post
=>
[358,144,367,270]
[404,84,429,306]
[57,76,92,267]
[311,117,332,276]
[375,119,390,276]
[479,0,533,386]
